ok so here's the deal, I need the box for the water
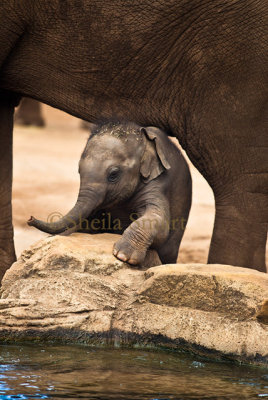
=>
[0,344,267,399]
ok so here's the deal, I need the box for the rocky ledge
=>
[0,234,267,366]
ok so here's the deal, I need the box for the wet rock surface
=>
[0,234,267,366]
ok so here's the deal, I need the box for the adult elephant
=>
[0,0,267,280]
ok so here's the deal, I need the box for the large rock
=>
[0,233,267,366]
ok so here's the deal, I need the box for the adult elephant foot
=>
[0,241,16,283]
[208,189,267,272]
[0,90,18,283]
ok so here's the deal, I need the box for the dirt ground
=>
[11,105,249,265]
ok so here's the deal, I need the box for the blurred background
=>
[13,101,216,263]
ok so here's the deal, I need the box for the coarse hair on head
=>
[81,120,142,159]
[89,120,140,140]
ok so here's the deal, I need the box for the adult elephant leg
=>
[15,98,45,127]
[208,118,267,272]
[209,187,267,272]
[193,136,266,271]
[0,91,18,282]
[181,96,267,272]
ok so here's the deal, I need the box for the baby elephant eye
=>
[107,167,121,183]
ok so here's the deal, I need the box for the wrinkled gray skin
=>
[0,0,267,281]
[28,123,192,265]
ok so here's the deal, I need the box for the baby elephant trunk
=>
[28,188,102,234]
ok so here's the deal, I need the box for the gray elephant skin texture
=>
[28,123,192,266]
[0,0,267,280]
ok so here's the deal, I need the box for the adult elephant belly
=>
[0,43,139,125]
[0,12,176,129]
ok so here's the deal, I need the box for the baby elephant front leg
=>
[113,210,169,265]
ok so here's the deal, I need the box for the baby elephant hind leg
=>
[157,228,185,265]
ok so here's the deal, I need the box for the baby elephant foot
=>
[113,238,147,266]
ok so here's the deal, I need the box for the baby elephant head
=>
[28,122,170,234]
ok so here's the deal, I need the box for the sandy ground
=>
[12,105,218,264]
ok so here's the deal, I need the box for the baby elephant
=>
[28,122,192,266]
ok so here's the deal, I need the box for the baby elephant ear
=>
[140,127,171,183]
